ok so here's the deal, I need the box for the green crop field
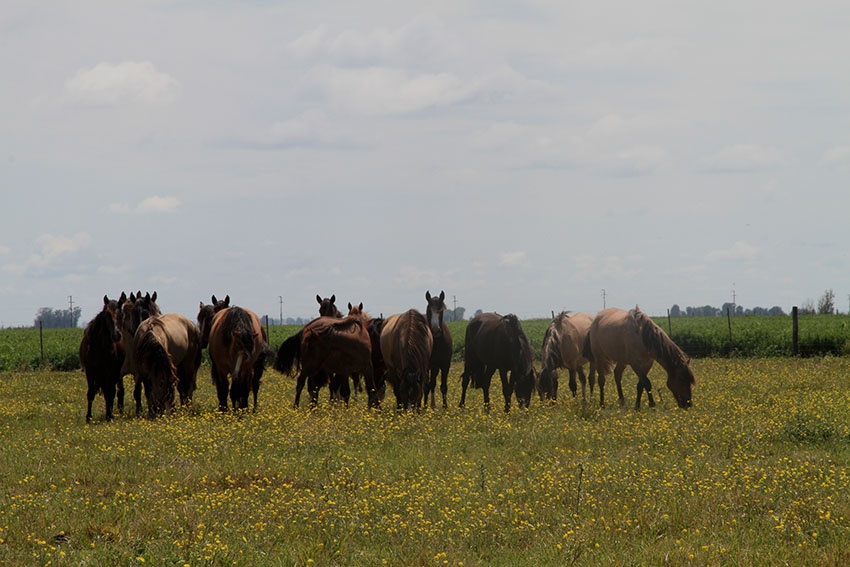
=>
[1,358,849,566]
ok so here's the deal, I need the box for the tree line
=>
[34,307,82,328]
[670,289,841,317]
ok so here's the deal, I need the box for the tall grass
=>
[1,359,849,565]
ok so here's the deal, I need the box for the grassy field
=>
[3,314,850,372]
[1,358,849,566]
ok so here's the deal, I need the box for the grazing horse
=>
[275,306,377,408]
[584,307,694,409]
[80,295,125,422]
[380,309,433,410]
[424,290,452,409]
[199,298,271,411]
[537,311,594,401]
[133,313,202,417]
[459,312,535,412]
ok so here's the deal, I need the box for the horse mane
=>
[501,313,533,371]
[136,323,178,402]
[222,307,256,352]
[541,317,563,371]
[630,307,694,384]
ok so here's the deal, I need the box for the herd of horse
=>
[80,289,695,422]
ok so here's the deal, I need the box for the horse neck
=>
[91,309,117,344]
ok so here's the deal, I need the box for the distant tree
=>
[817,289,836,314]
[799,299,816,315]
[35,307,82,328]
[473,309,483,319]
[452,307,466,321]
[669,304,682,317]
[768,306,785,316]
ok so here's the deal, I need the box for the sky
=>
[2,1,849,327]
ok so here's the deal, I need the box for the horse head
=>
[347,302,365,317]
[425,290,447,335]
[318,294,342,318]
[667,364,694,409]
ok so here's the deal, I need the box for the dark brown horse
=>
[380,309,433,410]
[317,294,343,318]
[584,307,694,409]
[275,306,377,408]
[459,312,535,412]
[198,297,271,411]
[424,290,452,409]
[133,313,202,417]
[80,295,126,422]
[537,311,594,401]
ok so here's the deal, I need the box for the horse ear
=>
[223,295,230,306]
[348,302,353,311]
[103,295,109,305]
[440,290,445,301]
[151,291,157,302]
[130,292,136,302]
[426,290,431,301]
[120,291,127,302]
[212,295,218,304]
[359,302,363,310]
[199,301,204,310]
[316,295,322,304]
[330,294,336,303]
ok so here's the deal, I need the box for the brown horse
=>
[275,306,377,408]
[584,307,694,409]
[199,297,271,411]
[380,309,433,410]
[80,295,125,422]
[317,294,343,317]
[133,313,202,417]
[424,290,452,409]
[537,311,594,401]
[119,291,161,412]
[459,312,535,412]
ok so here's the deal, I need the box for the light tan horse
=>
[584,307,694,409]
[380,309,433,410]
[537,311,594,401]
[133,313,202,417]
[199,300,271,411]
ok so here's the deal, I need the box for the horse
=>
[583,307,694,409]
[133,313,202,417]
[380,309,433,410]
[459,312,535,412]
[198,297,271,411]
[317,294,343,318]
[424,290,452,409]
[80,295,126,422]
[119,291,161,413]
[274,305,377,408]
[537,311,594,401]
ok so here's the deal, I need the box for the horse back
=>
[558,312,593,368]
[588,308,653,374]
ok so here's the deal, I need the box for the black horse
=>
[424,290,452,409]
[459,312,535,412]
[80,295,126,422]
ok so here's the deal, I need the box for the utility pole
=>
[601,289,607,310]
[68,295,74,328]
[732,282,737,315]
[453,295,458,322]
[279,296,283,325]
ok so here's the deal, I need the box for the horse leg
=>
[636,372,656,409]
[567,368,576,398]
[597,370,606,407]
[440,366,449,409]
[459,372,470,408]
[85,377,97,423]
[338,374,351,406]
[577,367,587,400]
[103,380,117,422]
[134,376,144,415]
[499,369,512,412]
[427,367,438,410]
[614,364,626,407]
[293,370,308,408]
[116,376,125,413]
[212,368,229,412]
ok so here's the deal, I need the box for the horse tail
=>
[582,330,594,363]
[274,330,302,375]
[541,320,562,370]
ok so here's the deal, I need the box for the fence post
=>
[792,306,799,356]
[39,320,45,364]
[264,315,270,341]
[667,309,672,336]
[726,307,733,353]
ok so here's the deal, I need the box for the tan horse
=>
[199,299,271,411]
[584,307,694,409]
[380,309,433,410]
[119,291,161,412]
[133,313,202,417]
[537,311,594,401]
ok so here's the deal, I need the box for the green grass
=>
[1,359,849,565]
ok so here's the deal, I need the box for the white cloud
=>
[571,255,641,283]
[610,145,671,176]
[3,232,92,275]
[136,196,180,214]
[0,245,10,255]
[700,144,784,173]
[818,146,850,168]
[97,264,129,275]
[108,203,130,213]
[706,240,759,261]
[499,251,528,267]
[64,61,180,106]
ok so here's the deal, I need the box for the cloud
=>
[3,232,92,275]
[64,61,180,106]
[610,146,671,176]
[499,251,528,267]
[135,196,180,214]
[0,245,10,255]
[700,144,784,173]
[818,146,850,168]
[706,240,759,261]
[97,264,129,275]
[571,255,641,283]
